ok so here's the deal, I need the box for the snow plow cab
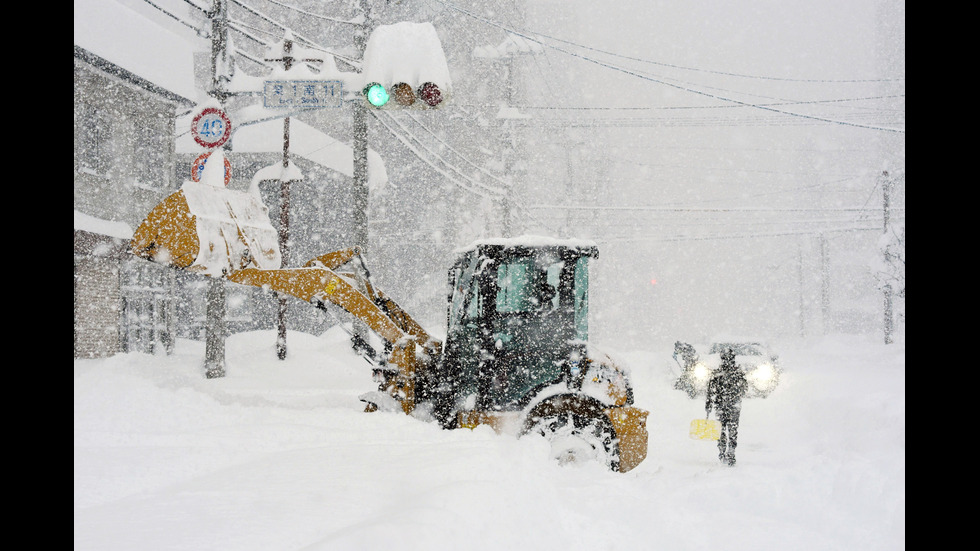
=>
[418,238,649,472]
[129,184,647,472]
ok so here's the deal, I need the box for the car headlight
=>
[692,362,711,385]
[748,363,777,388]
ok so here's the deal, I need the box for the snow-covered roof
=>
[74,210,133,240]
[74,0,198,101]
[456,235,599,255]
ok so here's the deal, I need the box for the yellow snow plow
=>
[130,182,648,472]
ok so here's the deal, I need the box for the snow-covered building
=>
[74,0,383,358]
[74,0,197,358]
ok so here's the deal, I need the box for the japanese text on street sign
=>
[264,80,343,109]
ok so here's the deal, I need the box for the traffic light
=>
[362,81,446,109]
[417,82,443,107]
[360,22,452,110]
[364,82,390,108]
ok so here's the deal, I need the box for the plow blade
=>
[130,182,281,276]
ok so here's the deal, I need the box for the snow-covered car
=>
[672,340,781,399]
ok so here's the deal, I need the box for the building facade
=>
[74,46,193,358]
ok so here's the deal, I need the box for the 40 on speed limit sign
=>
[191,107,231,149]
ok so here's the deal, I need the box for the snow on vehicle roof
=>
[455,235,599,254]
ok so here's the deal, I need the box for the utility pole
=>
[352,0,374,252]
[797,245,805,337]
[208,0,231,103]
[204,0,230,378]
[881,171,894,345]
[267,33,296,360]
[278,110,291,360]
[347,0,374,359]
[820,233,830,334]
[263,32,326,360]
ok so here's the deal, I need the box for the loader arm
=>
[129,183,439,414]
[228,266,406,345]
[226,264,441,415]
[304,249,440,357]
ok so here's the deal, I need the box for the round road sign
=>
[191,152,231,186]
[191,107,232,149]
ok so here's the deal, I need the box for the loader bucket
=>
[130,181,281,276]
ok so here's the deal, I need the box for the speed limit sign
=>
[191,107,231,149]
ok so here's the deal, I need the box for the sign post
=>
[262,34,345,361]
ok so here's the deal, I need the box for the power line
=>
[434,0,904,134]
[506,94,906,113]
[529,205,904,213]
[371,111,502,200]
[600,224,889,244]
[507,20,901,85]
[229,0,360,65]
[139,0,208,34]
[372,112,554,233]
[405,111,514,191]
[258,0,361,26]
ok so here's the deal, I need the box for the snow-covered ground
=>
[74,328,904,550]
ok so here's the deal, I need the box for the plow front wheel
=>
[531,413,620,472]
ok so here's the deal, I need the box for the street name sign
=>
[264,80,344,109]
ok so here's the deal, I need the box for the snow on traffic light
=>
[361,22,452,110]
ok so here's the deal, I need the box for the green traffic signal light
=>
[364,83,389,107]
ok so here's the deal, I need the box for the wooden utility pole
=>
[352,0,373,252]
[263,32,325,360]
[881,171,894,345]
[204,0,229,377]
[267,36,296,360]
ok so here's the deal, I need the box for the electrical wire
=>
[404,111,514,192]
[371,111,503,200]
[258,0,362,26]
[372,111,554,232]
[139,0,208,34]
[229,0,361,65]
[432,0,904,134]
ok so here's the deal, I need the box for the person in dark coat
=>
[705,347,748,466]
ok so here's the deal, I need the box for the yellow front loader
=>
[130,181,647,472]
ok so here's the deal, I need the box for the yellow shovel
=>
[689,418,721,441]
